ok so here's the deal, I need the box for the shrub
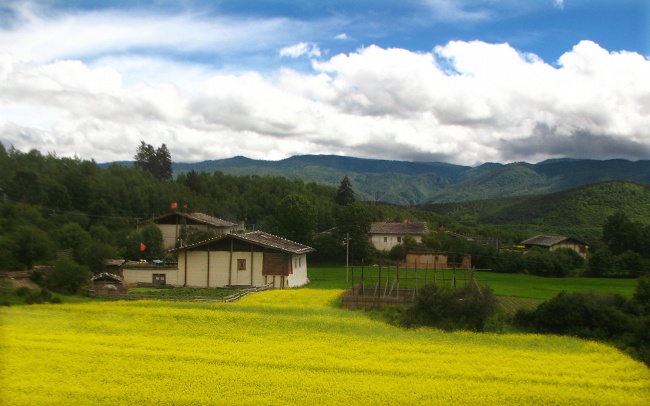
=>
[15,286,32,296]
[514,283,650,367]
[47,258,92,295]
[514,291,633,340]
[399,283,498,332]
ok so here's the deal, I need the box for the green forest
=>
[1,142,649,282]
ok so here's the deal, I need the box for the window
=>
[397,237,402,243]
[383,237,387,242]
[237,259,246,271]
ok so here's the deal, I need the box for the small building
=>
[105,259,127,277]
[91,273,125,294]
[370,222,429,251]
[405,251,471,269]
[518,235,588,259]
[123,231,315,289]
[142,212,243,249]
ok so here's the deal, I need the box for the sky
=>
[0,0,648,166]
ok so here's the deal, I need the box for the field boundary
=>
[90,283,273,303]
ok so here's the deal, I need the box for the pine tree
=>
[134,141,173,181]
[335,175,355,205]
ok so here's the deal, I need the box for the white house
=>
[370,222,429,251]
[123,231,315,289]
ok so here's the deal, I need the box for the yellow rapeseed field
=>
[1,289,649,405]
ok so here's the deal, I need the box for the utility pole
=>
[346,232,350,282]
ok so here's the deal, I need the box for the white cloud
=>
[0,2,299,64]
[422,0,493,21]
[1,4,649,168]
[279,42,322,59]
[554,0,565,10]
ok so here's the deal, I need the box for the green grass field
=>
[307,266,640,300]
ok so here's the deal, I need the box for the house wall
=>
[123,268,180,286]
[157,223,232,249]
[287,254,308,287]
[405,253,448,269]
[178,250,272,288]
[371,234,423,251]
[550,241,587,259]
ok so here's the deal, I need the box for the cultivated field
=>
[2,287,649,405]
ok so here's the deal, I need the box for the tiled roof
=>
[184,212,237,227]
[146,212,237,227]
[520,235,585,247]
[170,231,315,255]
[370,222,429,235]
[237,231,315,254]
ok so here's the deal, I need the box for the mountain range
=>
[166,155,650,205]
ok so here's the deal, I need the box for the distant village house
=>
[518,235,588,259]
[370,221,429,251]
[142,211,244,249]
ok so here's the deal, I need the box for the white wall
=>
[287,254,309,287]
[177,250,267,288]
[123,268,180,286]
[371,234,423,251]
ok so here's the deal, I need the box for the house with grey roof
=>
[142,211,244,249]
[519,235,588,259]
[123,231,315,289]
[370,221,429,251]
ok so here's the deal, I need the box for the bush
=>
[399,283,498,332]
[15,286,32,296]
[514,291,633,339]
[514,284,650,367]
[47,258,92,295]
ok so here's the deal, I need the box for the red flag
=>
[140,242,146,252]
[171,202,178,209]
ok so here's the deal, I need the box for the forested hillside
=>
[419,181,650,241]
[2,143,649,273]
[164,155,650,205]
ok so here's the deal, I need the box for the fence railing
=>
[90,283,274,303]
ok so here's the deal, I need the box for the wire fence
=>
[341,264,489,309]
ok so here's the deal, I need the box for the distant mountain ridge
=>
[109,154,650,205]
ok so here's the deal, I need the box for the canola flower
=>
[1,289,649,405]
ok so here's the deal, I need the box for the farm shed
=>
[405,251,472,269]
[141,211,243,249]
[518,235,588,259]
[105,259,126,277]
[91,273,125,294]
[370,222,429,251]
[162,231,315,289]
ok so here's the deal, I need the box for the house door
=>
[152,274,166,288]
[234,259,250,286]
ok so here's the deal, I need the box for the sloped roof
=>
[105,259,126,267]
[91,273,123,282]
[169,231,315,255]
[520,235,586,247]
[145,212,237,228]
[370,222,429,235]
